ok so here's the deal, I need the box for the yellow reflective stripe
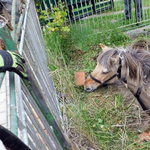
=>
[0,55,4,67]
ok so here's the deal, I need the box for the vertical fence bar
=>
[84,0,92,28]
[90,0,96,29]
[97,0,102,28]
[11,0,16,41]
[9,72,18,136]
[17,0,31,145]
[10,0,18,136]
[64,0,73,27]
[16,12,24,43]
[0,73,5,88]
[134,0,138,22]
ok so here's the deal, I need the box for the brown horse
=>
[84,44,150,111]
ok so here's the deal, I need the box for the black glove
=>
[0,50,28,79]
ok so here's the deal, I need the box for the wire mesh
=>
[40,0,150,33]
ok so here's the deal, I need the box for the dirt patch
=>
[68,127,99,150]
[125,26,150,39]
[70,50,86,61]
[128,39,150,51]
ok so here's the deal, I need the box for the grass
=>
[110,0,150,12]
[44,25,150,149]
[42,0,150,149]
[71,0,150,23]
[76,8,150,32]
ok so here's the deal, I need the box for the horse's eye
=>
[102,71,109,74]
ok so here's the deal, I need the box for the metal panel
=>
[21,81,63,150]
[23,0,63,125]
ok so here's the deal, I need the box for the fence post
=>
[91,0,96,14]
[134,0,138,23]
[111,0,114,8]
[10,0,18,136]
[68,4,73,20]
[134,0,142,23]
[0,73,5,87]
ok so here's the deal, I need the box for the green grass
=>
[76,8,150,32]
[44,24,150,149]
[109,0,150,12]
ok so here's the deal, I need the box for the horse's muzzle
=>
[84,87,92,92]
[84,87,98,92]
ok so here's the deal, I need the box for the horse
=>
[84,44,150,111]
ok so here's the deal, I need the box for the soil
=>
[70,50,86,61]
[128,39,150,51]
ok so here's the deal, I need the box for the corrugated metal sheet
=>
[23,0,63,124]
[21,82,63,150]
[0,0,66,149]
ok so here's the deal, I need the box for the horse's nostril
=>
[85,88,92,92]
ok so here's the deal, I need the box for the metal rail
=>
[10,0,18,136]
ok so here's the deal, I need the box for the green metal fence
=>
[39,0,150,33]
[40,0,114,20]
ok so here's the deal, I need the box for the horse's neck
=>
[122,79,150,110]
[122,68,150,110]
[120,51,150,110]
[121,58,150,96]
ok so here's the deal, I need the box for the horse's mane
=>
[98,48,150,83]
[128,49,150,78]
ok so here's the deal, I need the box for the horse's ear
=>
[100,43,110,52]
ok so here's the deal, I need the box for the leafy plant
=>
[39,1,70,33]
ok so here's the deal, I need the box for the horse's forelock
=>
[97,49,118,69]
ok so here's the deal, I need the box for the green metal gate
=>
[40,0,114,20]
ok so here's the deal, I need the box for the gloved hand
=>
[0,50,28,79]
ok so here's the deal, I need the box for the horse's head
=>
[84,44,122,92]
